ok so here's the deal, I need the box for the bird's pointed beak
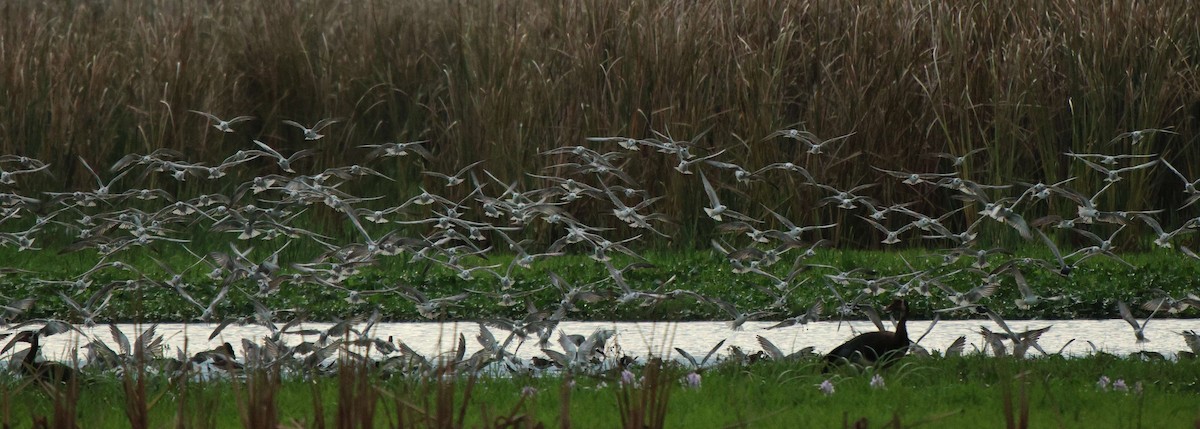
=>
[0,331,30,356]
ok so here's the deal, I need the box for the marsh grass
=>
[999,369,1030,429]
[557,373,573,429]
[231,366,282,429]
[0,383,9,429]
[2,0,1198,247]
[615,358,673,429]
[379,361,545,429]
[325,359,379,429]
[32,366,81,429]
[119,359,150,429]
[172,369,221,429]
[0,356,1198,427]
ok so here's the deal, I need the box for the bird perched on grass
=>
[824,299,910,371]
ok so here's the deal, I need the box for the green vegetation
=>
[1,0,1196,326]
[2,3,1198,423]
[4,247,1197,322]
[4,356,1199,428]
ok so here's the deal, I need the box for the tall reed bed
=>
[2,0,1197,246]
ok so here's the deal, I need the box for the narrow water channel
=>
[15,319,1195,365]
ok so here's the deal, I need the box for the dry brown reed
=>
[31,368,80,429]
[1001,371,1031,429]
[0,387,7,429]
[335,359,379,429]
[231,366,282,429]
[615,358,672,429]
[172,370,221,429]
[120,361,150,429]
[2,0,1198,246]
[557,374,572,429]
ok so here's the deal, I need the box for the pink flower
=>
[683,372,702,389]
[521,386,538,397]
[1096,376,1110,391]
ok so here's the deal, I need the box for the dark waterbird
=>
[191,341,243,371]
[3,330,78,383]
[824,299,910,371]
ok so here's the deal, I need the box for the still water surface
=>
[15,319,1195,364]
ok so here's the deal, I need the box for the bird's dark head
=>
[12,330,36,343]
[884,299,908,316]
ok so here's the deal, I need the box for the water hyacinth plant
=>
[818,379,835,396]
[682,372,701,390]
[520,385,538,397]
[870,374,886,390]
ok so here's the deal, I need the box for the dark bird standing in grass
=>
[824,299,911,371]
[4,330,77,383]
